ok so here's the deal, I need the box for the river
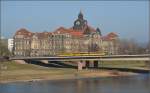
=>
[0,74,150,93]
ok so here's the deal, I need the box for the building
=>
[8,39,14,52]
[30,32,51,56]
[13,11,119,56]
[102,32,119,55]
[13,28,32,56]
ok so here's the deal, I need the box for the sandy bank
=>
[0,70,138,84]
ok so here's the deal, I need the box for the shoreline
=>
[0,70,138,84]
[1,61,149,84]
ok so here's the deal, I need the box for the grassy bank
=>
[0,61,138,83]
[99,61,150,70]
[0,61,76,82]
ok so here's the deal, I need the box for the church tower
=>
[73,11,88,31]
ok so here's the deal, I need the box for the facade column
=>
[93,60,98,68]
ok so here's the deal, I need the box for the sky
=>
[1,1,149,43]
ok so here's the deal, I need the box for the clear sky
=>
[1,1,149,43]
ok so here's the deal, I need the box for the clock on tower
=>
[75,20,81,26]
[73,11,88,31]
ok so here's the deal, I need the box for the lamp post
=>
[61,35,64,54]
[0,0,2,79]
[91,33,94,53]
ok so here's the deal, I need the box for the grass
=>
[0,61,77,74]
[0,61,44,70]
[0,60,148,72]
[0,60,149,83]
[0,61,80,82]
[0,61,78,82]
[99,61,148,69]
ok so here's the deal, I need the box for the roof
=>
[107,32,118,37]
[14,28,33,38]
[86,25,96,32]
[53,27,70,34]
[53,27,84,37]
[15,28,52,39]
[69,31,83,37]
[33,32,49,39]
[102,32,118,41]
[14,27,118,40]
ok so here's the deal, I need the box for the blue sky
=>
[1,1,149,43]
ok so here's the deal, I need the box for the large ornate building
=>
[13,11,119,56]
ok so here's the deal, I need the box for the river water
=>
[0,74,150,93]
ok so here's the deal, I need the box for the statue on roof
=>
[96,28,102,36]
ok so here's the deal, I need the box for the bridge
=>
[10,54,150,70]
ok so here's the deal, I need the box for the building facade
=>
[13,11,119,56]
[13,29,32,56]
[8,39,14,52]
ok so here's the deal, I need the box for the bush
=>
[0,42,11,56]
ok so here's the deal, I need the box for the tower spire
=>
[80,9,82,14]
[78,10,83,19]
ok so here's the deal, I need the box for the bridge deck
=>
[10,54,150,61]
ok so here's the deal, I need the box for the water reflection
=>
[0,74,150,93]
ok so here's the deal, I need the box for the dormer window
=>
[18,32,21,34]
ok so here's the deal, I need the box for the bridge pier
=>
[85,61,90,69]
[14,60,27,64]
[145,60,150,69]
[85,60,99,69]
[93,60,99,68]
[78,61,85,70]
[40,60,49,64]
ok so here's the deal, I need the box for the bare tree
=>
[118,39,147,55]
[0,42,11,56]
[146,42,150,54]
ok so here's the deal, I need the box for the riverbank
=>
[0,70,137,84]
[0,61,139,83]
